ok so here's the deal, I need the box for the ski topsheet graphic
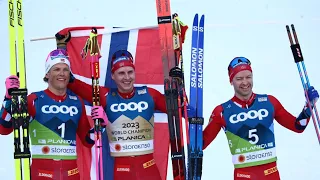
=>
[188,13,205,180]
[8,0,31,179]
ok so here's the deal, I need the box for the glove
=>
[307,86,319,105]
[5,75,20,99]
[91,106,108,126]
[55,31,71,50]
[169,66,183,79]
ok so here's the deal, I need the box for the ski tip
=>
[200,14,205,21]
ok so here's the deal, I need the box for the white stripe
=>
[73,74,92,85]
[154,113,168,123]
[128,29,138,64]
[99,32,112,84]
[4,113,11,122]
[85,105,91,116]
[135,84,164,94]
[69,26,157,38]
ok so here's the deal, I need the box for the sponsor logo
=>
[51,147,76,154]
[115,144,121,151]
[137,89,147,95]
[42,146,50,154]
[238,151,273,163]
[238,155,246,163]
[236,172,251,179]
[229,109,269,124]
[38,170,53,178]
[47,139,76,145]
[41,105,78,116]
[143,159,155,169]
[123,142,151,151]
[68,95,77,100]
[68,168,79,176]
[38,139,46,144]
[110,101,148,112]
[264,166,278,176]
[236,142,274,153]
[117,167,130,172]
[116,165,130,172]
[258,97,267,102]
[41,146,76,154]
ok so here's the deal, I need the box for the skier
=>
[0,49,94,180]
[202,57,319,180]
[66,49,182,180]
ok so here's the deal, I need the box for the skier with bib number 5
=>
[202,57,319,180]
[0,49,94,180]
[66,49,183,180]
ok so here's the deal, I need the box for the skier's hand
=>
[169,66,183,79]
[307,86,319,104]
[91,106,108,126]
[5,75,20,99]
[169,66,183,85]
[55,31,71,50]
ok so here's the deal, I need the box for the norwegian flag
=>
[56,26,170,180]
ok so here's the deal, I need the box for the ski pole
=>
[286,24,320,144]
[82,27,104,180]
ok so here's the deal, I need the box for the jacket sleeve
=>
[0,94,37,135]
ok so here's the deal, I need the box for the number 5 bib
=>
[222,94,277,168]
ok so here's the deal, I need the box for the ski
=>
[155,1,187,179]
[286,24,320,144]
[81,27,104,180]
[8,0,31,180]
[188,13,205,180]
[172,13,190,180]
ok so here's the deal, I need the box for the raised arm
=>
[68,79,109,107]
[269,95,311,133]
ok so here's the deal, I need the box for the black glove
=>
[169,66,183,79]
[55,31,71,50]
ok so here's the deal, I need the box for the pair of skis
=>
[286,25,320,144]
[188,14,205,180]
[155,0,205,179]
[8,0,31,180]
[155,1,187,179]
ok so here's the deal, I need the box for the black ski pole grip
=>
[290,44,304,63]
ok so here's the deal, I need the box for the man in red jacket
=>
[0,49,93,179]
[202,57,319,180]
[67,49,182,180]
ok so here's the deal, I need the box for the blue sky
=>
[0,0,320,179]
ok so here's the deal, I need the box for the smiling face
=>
[111,66,135,93]
[45,63,70,92]
[231,70,253,100]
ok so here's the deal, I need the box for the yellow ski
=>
[8,0,31,180]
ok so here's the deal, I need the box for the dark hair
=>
[43,77,48,82]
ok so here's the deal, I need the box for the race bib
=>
[107,116,154,156]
